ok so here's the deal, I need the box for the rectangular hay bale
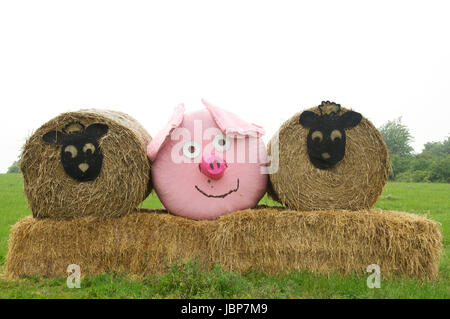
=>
[208,208,442,280]
[5,208,442,280]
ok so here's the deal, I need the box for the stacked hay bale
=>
[6,108,160,278]
[4,102,442,281]
[268,101,390,211]
[5,208,441,280]
[208,208,442,280]
[20,109,152,219]
[6,210,212,278]
[259,101,442,279]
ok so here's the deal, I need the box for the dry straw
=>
[20,109,152,219]
[209,208,441,280]
[268,103,390,211]
[5,208,441,280]
[5,209,212,278]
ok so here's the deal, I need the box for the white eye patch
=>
[83,143,96,153]
[212,134,231,152]
[64,145,78,158]
[331,130,342,141]
[311,130,323,142]
[182,141,201,159]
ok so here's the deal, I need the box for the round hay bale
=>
[268,101,390,211]
[20,109,152,219]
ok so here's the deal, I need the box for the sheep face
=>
[299,102,362,169]
[42,122,109,182]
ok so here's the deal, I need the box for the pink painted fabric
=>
[147,103,185,161]
[147,100,268,220]
[202,99,265,137]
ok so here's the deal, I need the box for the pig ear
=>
[202,99,265,137]
[147,103,185,161]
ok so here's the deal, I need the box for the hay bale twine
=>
[268,101,389,211]
[20,109,152,219]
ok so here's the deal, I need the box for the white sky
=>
[1,0,449,173]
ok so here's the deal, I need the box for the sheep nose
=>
[199,153,227,180]
[78,163,89,172]
[321,152,331,160]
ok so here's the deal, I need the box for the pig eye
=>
[64,145,78,158]
[311,131,323,143]
[212,134,231,152]
[331,130,342,141]
[82,143,96,154]
[183,141,201,159]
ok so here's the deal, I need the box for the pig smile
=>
[195,179,240,198]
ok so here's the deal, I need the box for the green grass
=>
[0,174,448,299]
[0,174,32,264]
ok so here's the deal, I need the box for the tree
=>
[429,155,450,183]
[7,160,20,173]
[379,117,414,156]
[422,136,450,157]
[389,153,413,179]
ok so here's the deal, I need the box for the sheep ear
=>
[202,99,265,137]
[147,103,185,161]
[42,130,66,145]
[85,123,109,139]
[299,111,320,128]
[339,111,362,129]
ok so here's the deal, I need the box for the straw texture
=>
[20,109,152,219]
[5,208,441,280]
[268,104,390,211]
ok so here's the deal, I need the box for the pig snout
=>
[199,153,227,180]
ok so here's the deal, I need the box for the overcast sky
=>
[1,0,449,173]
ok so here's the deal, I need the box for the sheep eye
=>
[331,130,342,141]
[64,145,78,158]
[82,143,96,154]
[311,131,323,142]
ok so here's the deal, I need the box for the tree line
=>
[379,118,449,183]
[7,118,450,183]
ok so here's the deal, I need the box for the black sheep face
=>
[42,122,109,182]
[299,102,362,170]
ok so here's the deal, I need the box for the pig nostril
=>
[200,154,227,179]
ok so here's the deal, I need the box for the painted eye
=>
[311,131,323,142]
[331,130,342,141]
[64,145,78,158]
[212,134,231,152]
[82,143,96,153]
[182,141,201,159]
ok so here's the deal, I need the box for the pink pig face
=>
[148,99,268,220]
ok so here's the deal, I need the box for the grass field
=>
[0,173,448,298]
